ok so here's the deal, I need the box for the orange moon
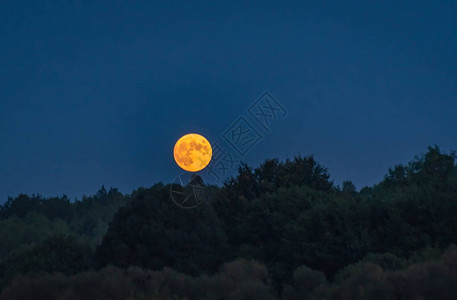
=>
[173,133,212,172]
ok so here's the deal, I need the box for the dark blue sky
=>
[1,1,456,202]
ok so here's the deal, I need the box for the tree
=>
[282,266,327,300]
[341,181,356,195]
[0,212,71,258]
[0,234,94,288]
[96,184,229,275]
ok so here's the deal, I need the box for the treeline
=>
[0,146,456,299]
[0,187,127,267]
[0,187,128,293]
[2,246,457,299]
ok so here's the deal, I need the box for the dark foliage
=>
[0,234,94,288]
[0,187,128,259]
[211,147,457,285]
[96,184,229,275]
[0,259,275,300]
[3,246,457,300]
[1,146,457,298]
[1,194,73,221]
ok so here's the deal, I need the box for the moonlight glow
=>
[173,133,212,172]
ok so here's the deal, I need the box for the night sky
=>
[1,1,456,202]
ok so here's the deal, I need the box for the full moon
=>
[173,133,212,172]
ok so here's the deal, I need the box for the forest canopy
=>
[0,146,456,299]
